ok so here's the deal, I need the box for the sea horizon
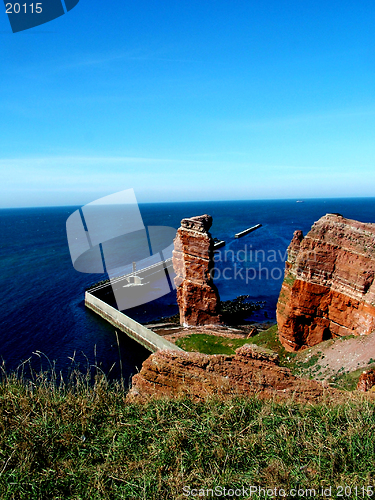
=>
[2,194,375,211]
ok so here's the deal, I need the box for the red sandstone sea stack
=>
[172,214,221,326]
[277,214,375,351]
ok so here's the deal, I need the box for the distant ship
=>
[296,200,304,203]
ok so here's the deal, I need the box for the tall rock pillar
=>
[172,214,221,326]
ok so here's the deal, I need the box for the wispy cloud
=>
[218,106,375,130]
[1,155,374,208]
[26,44,200,78]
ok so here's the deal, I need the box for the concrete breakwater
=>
[85,292,182,353]
[235,224,262,239]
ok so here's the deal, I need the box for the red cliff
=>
[172,214,221,326]
[277,214,375,351]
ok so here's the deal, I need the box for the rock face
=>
[172,214,221,326]
[127,344,335,403]
[357,369,375,392]
[277,214,375,351]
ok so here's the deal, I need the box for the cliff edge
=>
[277,214,375,351]
[127,344,336,403]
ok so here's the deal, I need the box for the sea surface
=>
[1,198,375,383]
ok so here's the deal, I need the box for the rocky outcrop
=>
[277,214,375,351]
[357,369,375,392]
[127,344,335,403]
[172,214,221,326]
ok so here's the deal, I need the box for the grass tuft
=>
[175,334,250,355]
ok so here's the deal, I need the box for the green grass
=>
[236,325,315,373]
[1,371,375,499]
[175,325,295,365]
[175,325,283,356]
[327,368,365,391]
[175,333,250,355]
[328,365,375,392]
[246,324,280,351]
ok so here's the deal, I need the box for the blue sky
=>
[0,0,374,207]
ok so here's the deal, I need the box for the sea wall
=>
[85,292,182,353]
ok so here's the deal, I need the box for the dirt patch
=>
[292,330,375,383]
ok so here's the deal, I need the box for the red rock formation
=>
[127,344,335,403]
[277,214,375,351]
[172,214,221,326]
[357,369,375,392]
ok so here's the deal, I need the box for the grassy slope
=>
[175,326,373,391]
[1,374,375,499]
[175,333,251,355]
[176,325,282,351]
[176,325,292,364]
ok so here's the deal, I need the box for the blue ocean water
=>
[1,198,374,381]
